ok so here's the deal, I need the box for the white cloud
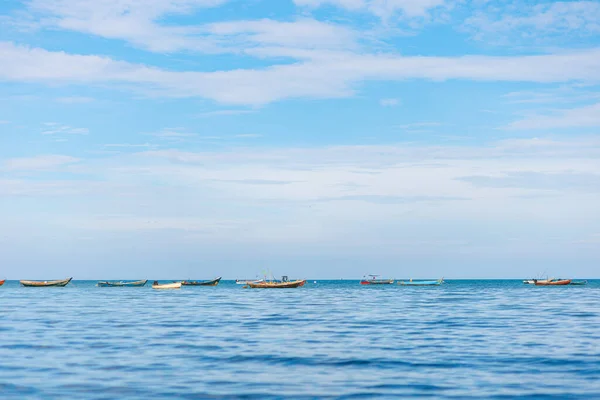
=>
[25,0,229,53]
[19,0,356,55]
[3,155,80,171]
[380,98,400,106]
[464,1,600,44]
[2,42,600,105]
[295,0,451,20]
[507,103,600,130]
[2,136,600,270]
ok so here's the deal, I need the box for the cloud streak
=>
[2,42,600,105]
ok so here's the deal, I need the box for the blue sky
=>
[1,0,599,279]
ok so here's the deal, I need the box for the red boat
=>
[360,275,394,285]
[0,279,5,286]
[534,279,571,286]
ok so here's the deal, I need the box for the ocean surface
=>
[1,279,599,399]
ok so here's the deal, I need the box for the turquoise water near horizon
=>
[1,280,599,398]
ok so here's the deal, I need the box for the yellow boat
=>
[151,281,182,290]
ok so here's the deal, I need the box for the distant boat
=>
[181,277,221,286]
[524,278,554,285]
[20,278,72,287]
[151,281,182,290]
[399,278,444,286]
[570,280,588,286]
[534,279,571,286]
[360,275,394,285]
[236,279,265,285]
[97,280,148,287]
[0,279,5,286]
[247,279,306,289]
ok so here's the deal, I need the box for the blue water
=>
[1,280,599,399]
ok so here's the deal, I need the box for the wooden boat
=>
[97,280,148,287]
[181,277,221,286]
[20,278,72,287]
[399,278,444,286]
[247,279,306,289]
[534,279,571,286]
[570,280,588,286]
[360,275,394,285]
[151,281,182,289]
[0,279,5,286]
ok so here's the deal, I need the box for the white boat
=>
[235,279,264,285]
[152,281,182,289]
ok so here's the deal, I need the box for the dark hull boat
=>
[97,280,148,287]
[247,280,306,289]
[181,277,222,286]
[20,278,72,287]
[360,275,394,285]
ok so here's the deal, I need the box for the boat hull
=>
[0,279,5,286]
[97,280,148,287]
[570,281,588,286]
[181,277,221,286]
[20,278,72,287]
[534,279,571,286]
[360,280,394,285]
[152,282,182,289]
[247,280,306,288]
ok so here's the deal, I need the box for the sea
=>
[1,280,599,399]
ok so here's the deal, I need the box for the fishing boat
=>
[360,275,394,285]
[570,280,588,286]
[181,277,221,286]
[97,280,148,287]
[151,281,182,290]
[0,279,5,286]
[534,279,571,286]
[20,278,72,287]
[246,276,305,289]
[399,278,444,286]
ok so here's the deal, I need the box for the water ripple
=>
[0,280,599,398]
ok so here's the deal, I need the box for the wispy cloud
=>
[41,122,89,135]
[507,103,600,130]
[464,1,600,45]
[2,42,600,106]
[55,96,95,104]
[380,98,400,107]
[143,128,197,144]
[103,143,156,148]
[197,109,256,117]
[396,122,442,131]
[3,155,80,171]
[295,0,452,22]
